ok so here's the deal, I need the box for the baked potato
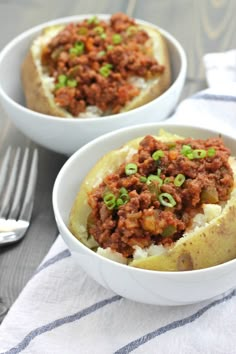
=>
[69,130,236,271]
[21,13,171,118]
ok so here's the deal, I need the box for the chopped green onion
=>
[164,177,171,184]
[181,145,192,156]
[58,74,67,85]
[140,176,147,183]
[55,75,78,89]
[193,149,207,159]
[99,64,113,77]
[152,150,164,161]
[119,187,128,195]
[117,194,129,206]
[207,147,216,157]
[174,173,185,187]
[157,168,162,176]
[125,163,138,175]
[67,79,77,87]
[100,33,107,39]
[147,175,163,186]
[55,74,68,89]
[104,63,113,69]
[116,198,124,207]
[103,193,116,210]
[87,16,99,25]
[116,187,130,207]
[99,67,110,77]
[94,26,104,34]
[126,26,138,36]
[186,152,194,160]
[161,225,176,237]
[112,33,122,44]
[98,50,106,57]
[159,193,176,207]
[107,45,114,51]
[70,41,84,56]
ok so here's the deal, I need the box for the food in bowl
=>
[21,12,171,118]
[69,130,236,271]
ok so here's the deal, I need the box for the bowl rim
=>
[0,14,187,124]
[52,122,236,276]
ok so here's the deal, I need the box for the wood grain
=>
[0,0,236,323]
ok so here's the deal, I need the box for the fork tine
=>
[0,147,12,200]
[18,149,38,222]
[8,148,29,220]
[0,148,21,218]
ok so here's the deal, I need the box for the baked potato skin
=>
[69,141,137,248]
[21,50,69,118]
[21,22,171,118]
[130,201,236,271]
[69,133,236,271]
[120,27,171,113]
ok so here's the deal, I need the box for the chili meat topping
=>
[41,13,164,116]
[87,135,234,258]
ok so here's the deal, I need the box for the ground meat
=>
[87,136,234,257]
[41,13,164,116]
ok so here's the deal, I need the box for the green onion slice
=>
[116,198,124,207]
[117,194,129,206]
[125,163,138,175]
[70,41,84,56]
[207,147,216,157]
[157,168,162,176]
[87,16,99,25]
[112,34,122,44]
[193,149,207,159]
[186,152,194,160]
[55,74,68,89]
[103,193,116,210]
[67,79,77,87]
[147,175,163,186]
[174,173,185,187]
[152,150,164,161]
[107,45,114,51]
[99,64,113,77]
[126,26,138,36]
[181,145,192,156]
[116,187,130,207]
[100,33,107,39]
[58,74,67,84]
[159,193,176,207]
[94,26,104,34]
[164,177,171,184]
[119,187,128,195]
[140,176,147,183]
[98,50,106,57]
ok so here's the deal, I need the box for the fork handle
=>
[0,232,18,244]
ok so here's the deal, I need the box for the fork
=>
[0,147,38,245]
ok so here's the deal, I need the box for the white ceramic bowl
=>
[53,123,236,306]
[0,15,187,155]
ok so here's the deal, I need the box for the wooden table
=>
[0,0,236,322]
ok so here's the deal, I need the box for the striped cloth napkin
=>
[0,50,236,354]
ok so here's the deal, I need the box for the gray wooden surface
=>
[0,0,236,322]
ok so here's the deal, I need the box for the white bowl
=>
[0,15,187,155]
[53,123,236,306]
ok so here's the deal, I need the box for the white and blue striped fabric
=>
[0,51,236,354]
